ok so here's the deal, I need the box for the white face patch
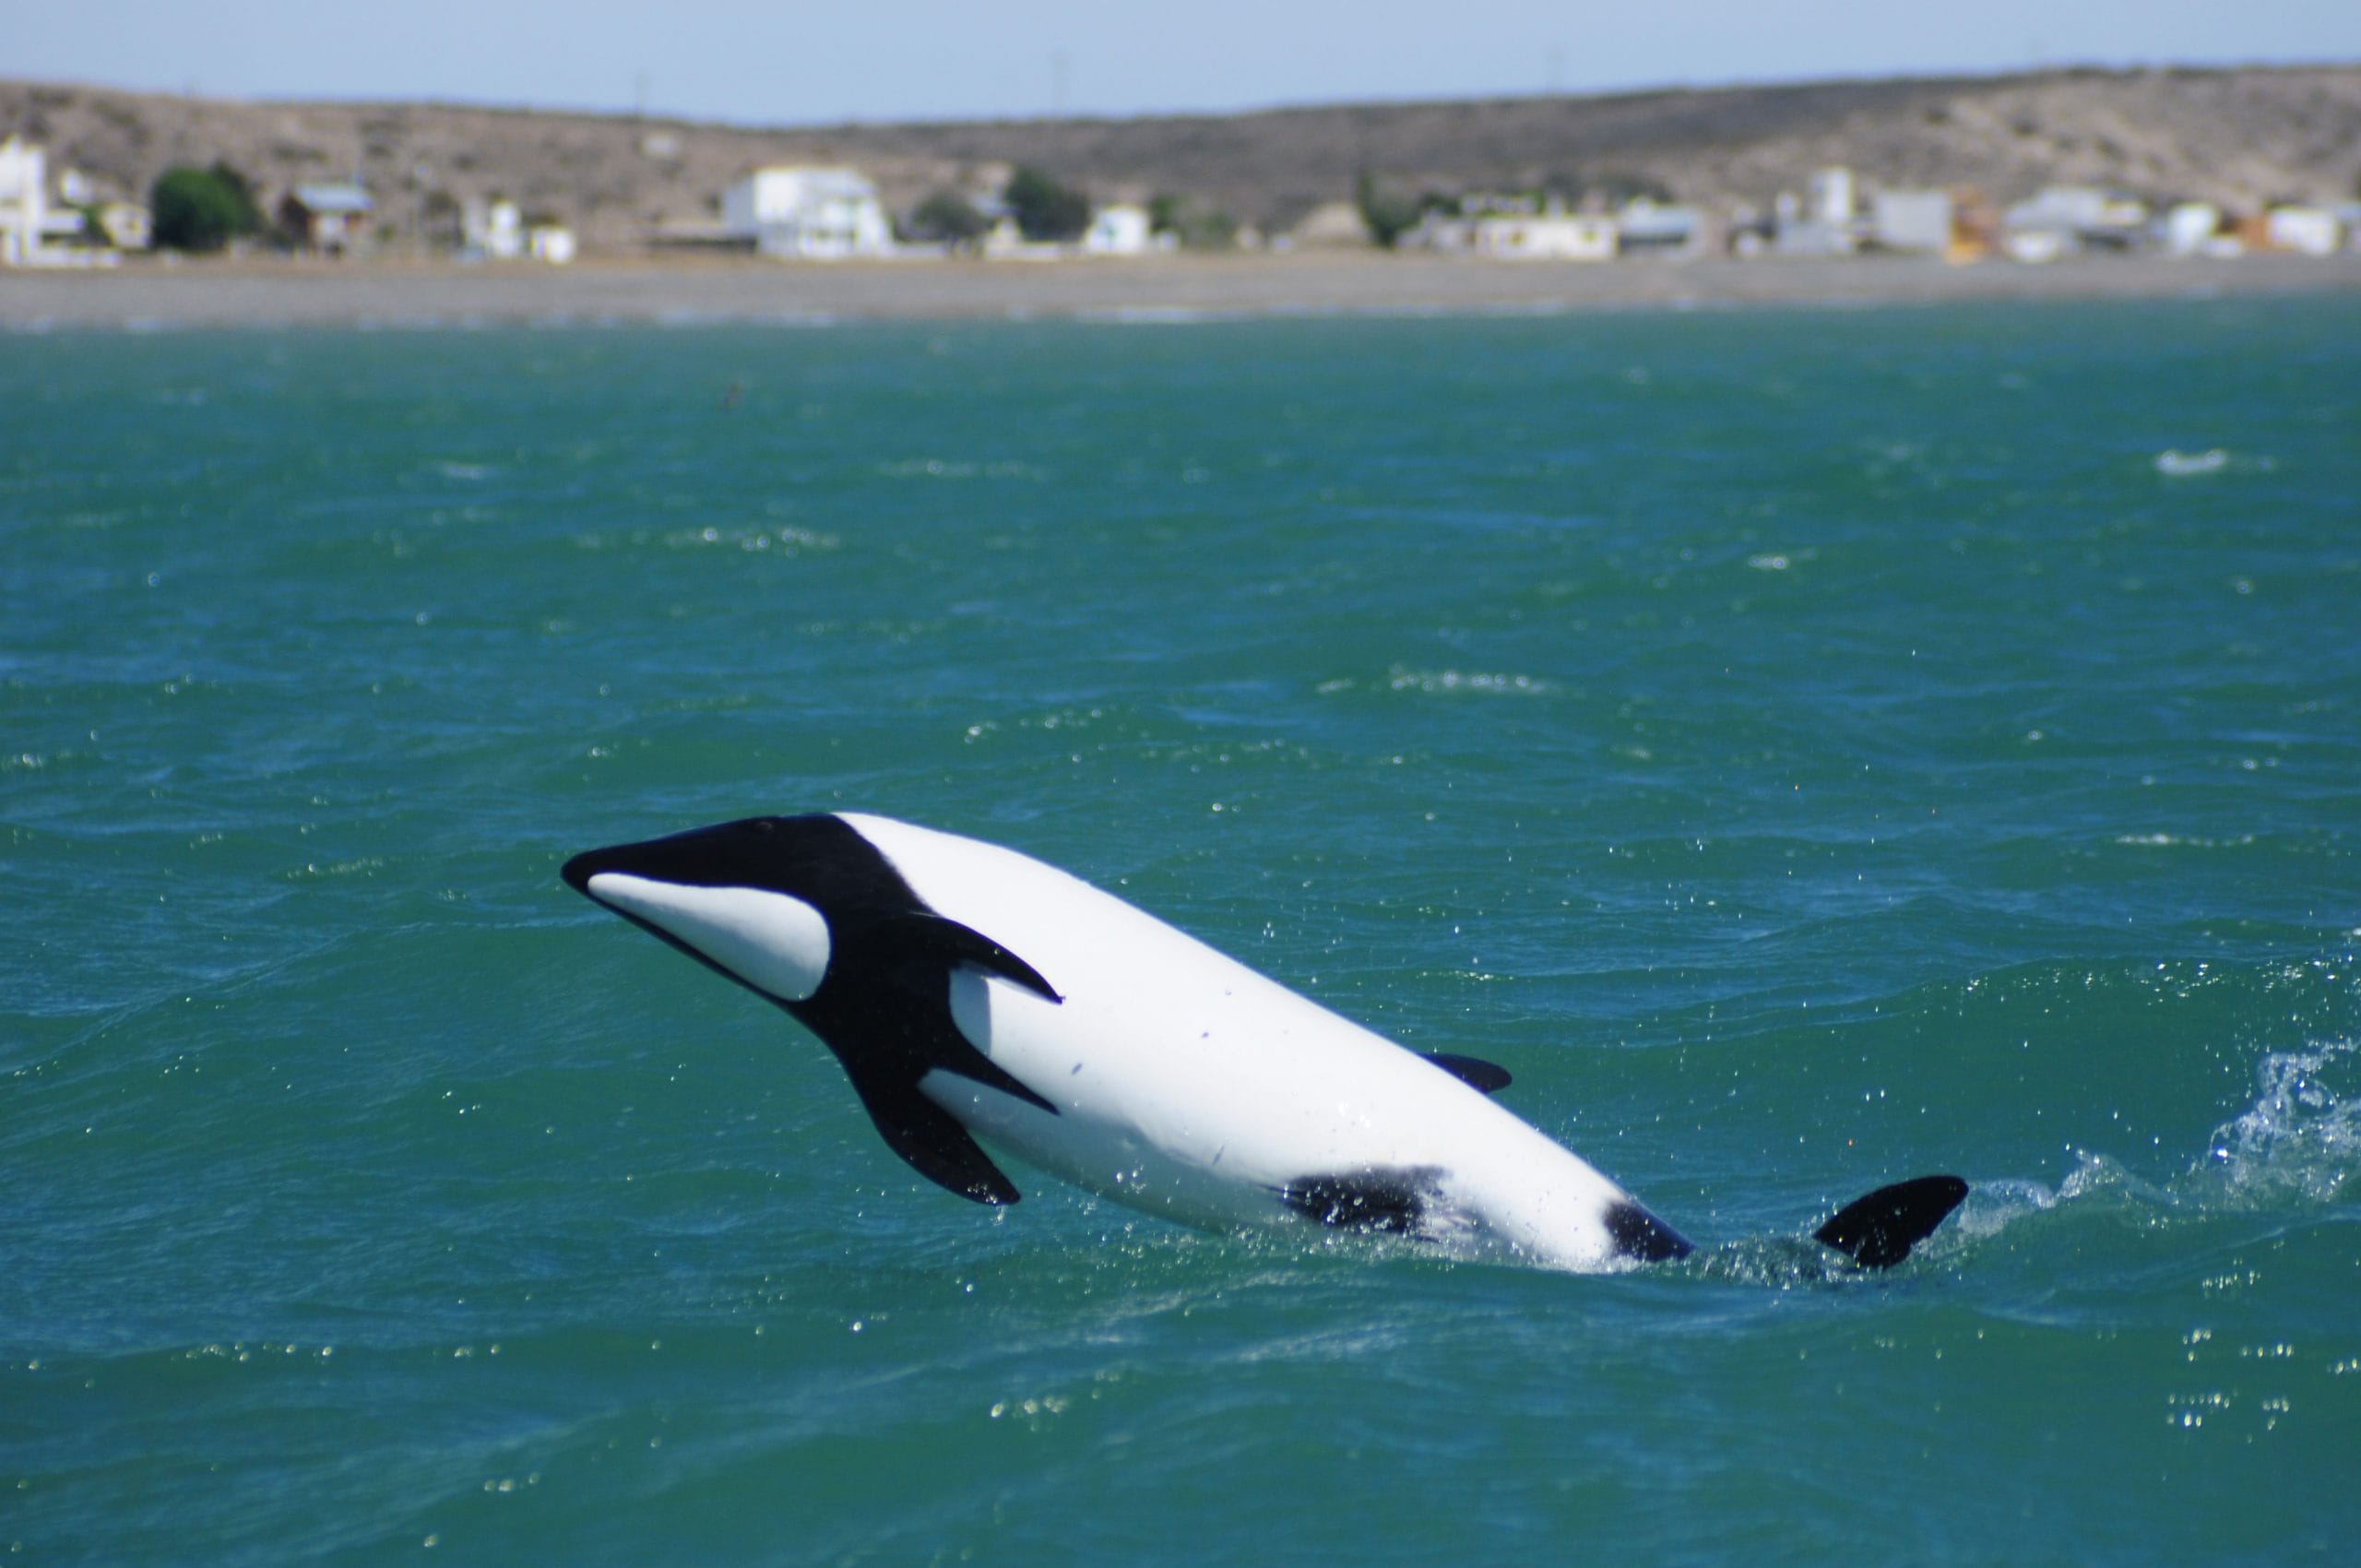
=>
[585,873,832,1003]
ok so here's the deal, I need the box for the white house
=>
[1,136,53,265]
[1472,210,1617,260]
[1809,167,1857,225]
[2263,206,2343,257]
[1081,203,1153,255]
[1405,197,1618,260]
[2160,202,2223,256]
[2001,186,2149,260]
[1616,198,1703,255]
[1772,184,1855,256]
[1870,189,1954,254]
[465,198,526,259]
[722,167,892,259]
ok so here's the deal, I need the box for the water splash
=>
[2197,1039,2358,1206]
[1928,1040,2357,1258]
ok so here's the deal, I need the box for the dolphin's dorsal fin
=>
[1422,1052,1513,1094]
[872,913,1062,1003]
[1813,1174,1970,1268]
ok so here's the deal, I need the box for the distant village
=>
[6,125,2360,270]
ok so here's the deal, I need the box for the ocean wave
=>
[2154,447,2229,477]
[566,524,840,553]
[1382,666,1555,696]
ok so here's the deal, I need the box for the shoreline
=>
[6,251,2360,329]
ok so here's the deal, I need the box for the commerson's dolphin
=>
[563,813,1967,1273]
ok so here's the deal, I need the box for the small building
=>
[458,197,576,264]
[1616,198,1703,255]
[2159,202,2224,257]
[1767,186,1855,255]
[465,198,526,259]
[279,182,374,256]
[0,135,53,265]
[1081,203,1153,255]
[2001,186,2149,260]
[2262,206,2343,257]
[95,200,151,251]
[722,167,892,259]
[1809,167,1857,225]
[1404,197,1618,261]
[1476,210,1617,260]
[1869,189,1954,254]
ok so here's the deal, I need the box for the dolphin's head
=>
[563,814,887,1004]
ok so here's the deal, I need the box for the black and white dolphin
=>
[562,813,1966,1273]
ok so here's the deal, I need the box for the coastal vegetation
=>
[1003,165,1090,243]
[148,161,265,252]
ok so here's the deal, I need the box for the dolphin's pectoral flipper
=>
[870,913,1063,1003]
[1604,1200,1696,1262]
[1422,1052,1513,1094]
[1813,1174,1970,1269]
[837,1058,1024,1206]
[841,914,1063,1117]
[1276,1167,1449,1233]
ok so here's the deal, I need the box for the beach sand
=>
[5,250,2358,329]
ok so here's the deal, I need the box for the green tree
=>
[205,160,267,233]
[905,190,989,244]
[1356,173,1430,249]
[149,165,248,252]
[1003,166,1089,243]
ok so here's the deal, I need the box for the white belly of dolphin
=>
[848,814,1640,1270]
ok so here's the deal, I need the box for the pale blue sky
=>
[20,0,2361,125]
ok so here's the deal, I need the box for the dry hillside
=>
[5,65,2357,253]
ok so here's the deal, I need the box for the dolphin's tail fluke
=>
[1812,1175,1970,1269]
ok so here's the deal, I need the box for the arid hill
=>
[5,65,2357,254]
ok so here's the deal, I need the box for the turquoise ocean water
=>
[5,299,2357,1564]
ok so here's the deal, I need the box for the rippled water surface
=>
[6,300,2358,1564]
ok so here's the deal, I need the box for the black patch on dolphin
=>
[1421,1052,1513,1094]
[564,814,1062,1207]
[1277,1167,1447,1233]
[1812,1174,1970,1269]
[1605,1200,1696,1263]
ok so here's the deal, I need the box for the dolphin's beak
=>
[561,822,743,901]
[560,828,835,1004]
[559,847,607,897]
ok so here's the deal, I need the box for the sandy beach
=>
[6,249,2359,329]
